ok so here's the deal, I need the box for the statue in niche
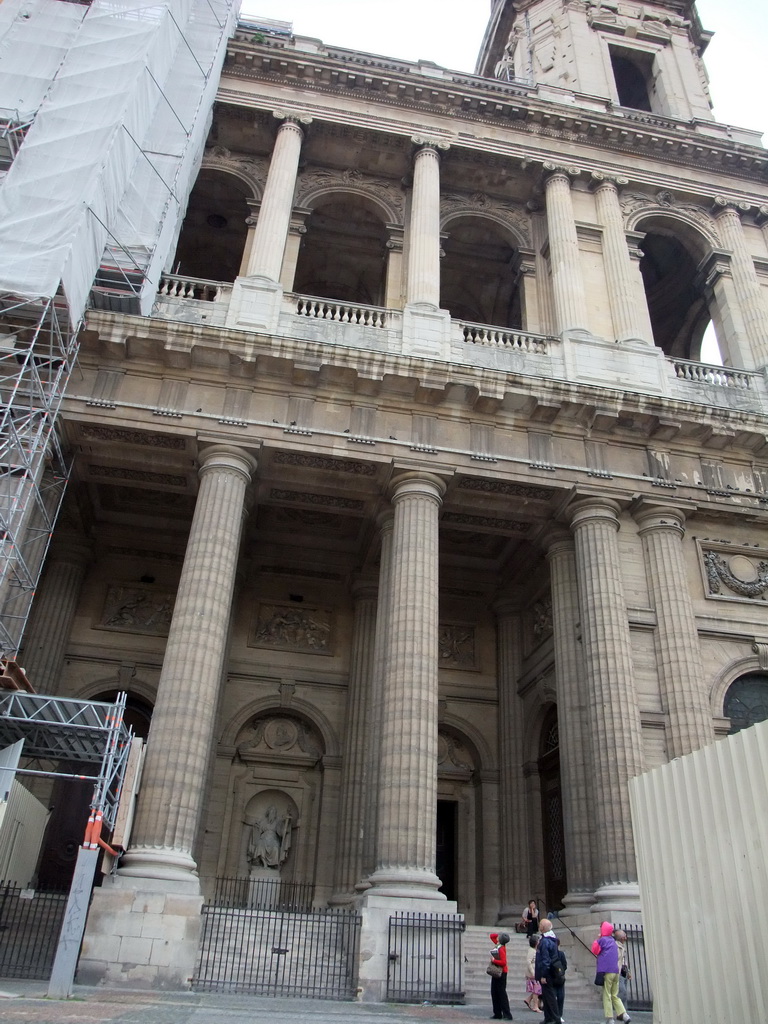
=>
[247,804,293,873]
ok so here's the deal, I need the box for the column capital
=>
[272,110,313,128]
[566,495,622,532]
[755,205,768,228]
[411,135,450,153]
[712,195,752,218]
[632,499,692,537]
[589,171,629,193]
[542,162,581,185]
[198,444,258,484]
[389,470,446,504]
[539,523,574,557]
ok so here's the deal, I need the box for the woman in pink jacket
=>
[591,922,630,1024]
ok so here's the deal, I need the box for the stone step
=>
[461,925,602,1011]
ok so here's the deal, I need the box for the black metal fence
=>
[616,922,653,1011]
[0,882,68,980]
[203,875,314,911]
[386,912,465,1004]
[193,900,360,998]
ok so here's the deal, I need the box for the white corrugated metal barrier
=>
[629,720,768,1024]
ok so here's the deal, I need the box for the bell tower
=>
[476,0,714,123]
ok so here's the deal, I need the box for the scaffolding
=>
[0,0,239,658]
[0,690,132,833]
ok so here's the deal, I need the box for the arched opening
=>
[636,222,714,360]
[440,216,523,328]
[293,196,389,306]
[538,707,567,912]
[609,47,653,112]
[173,168,251,282]
[723,673,768,734]
[36,690,154,890]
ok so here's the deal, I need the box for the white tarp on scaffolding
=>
[0,0,238,323]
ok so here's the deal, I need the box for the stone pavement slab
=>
[0,983,653,1024]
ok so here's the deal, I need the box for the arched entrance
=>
[436,727,481,918]
[538,708,567,912]
[36,690,153,890]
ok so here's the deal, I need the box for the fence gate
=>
[0,883,68,979]
[616,922,653,1011]
[193,879,360,999]
[386,911,465,1004]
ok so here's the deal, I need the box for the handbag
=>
[487,960,503,978]
[594,970,605,986]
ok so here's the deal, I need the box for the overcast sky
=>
[238,0,767,137]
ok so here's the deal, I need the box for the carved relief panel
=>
[98,584,175,636]
[249,602,333,654]
[699,542,768,604]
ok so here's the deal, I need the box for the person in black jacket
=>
[535,919,565,1024]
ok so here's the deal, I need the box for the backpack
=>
[550,947,568,986]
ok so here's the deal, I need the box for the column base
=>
[365,866,447,900]
[591,882,642,916]
[78,873,203,989]
[402,304,451,359]
[356,892,459,1002]
[558,890,596,919]
[117,845,200,885]
[225,275,283,332]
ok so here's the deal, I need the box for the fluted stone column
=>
[20,530,91,694]
[367,473,446,899]
[592,176,649,344]
[120,444,256,882]
[330,579,378,905]
[543,530,595,914]
[495,603,532,921]
[543,166,589,334]
[713,199,768,367]
[358,513,394,888]
[237,200,260,277]
[244,115,308,281]
[407,141,444,307]
[634,502,714,758]
[568,497,643,912]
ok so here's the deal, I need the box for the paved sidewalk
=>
[0,982,653,1024]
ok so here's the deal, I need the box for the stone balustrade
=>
[671,358,758,390]
[460,321,551,353]
[149,275,768,412]
[294,295,389,327]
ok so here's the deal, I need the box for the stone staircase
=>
[462,925,602,1013]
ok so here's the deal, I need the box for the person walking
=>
[535,919,565,1024]
[489,931,514,1021]
[591,921,631,1024]
[524,935,542,1013]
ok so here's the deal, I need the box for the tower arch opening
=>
[173,168,251,283]
[439,216,523,328]
[293,195,389,306]
[635,217,718,361]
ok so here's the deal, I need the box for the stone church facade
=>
[19,0,768,989]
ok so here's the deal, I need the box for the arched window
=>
[173,169,251,282]
[633,216,727,362]
[440,217,522,328]
[723,673,768,734]
[293,196,389,306]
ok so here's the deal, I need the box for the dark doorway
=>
[436,800,457,902]
[538,710,567,912]
[35,692,153,890]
